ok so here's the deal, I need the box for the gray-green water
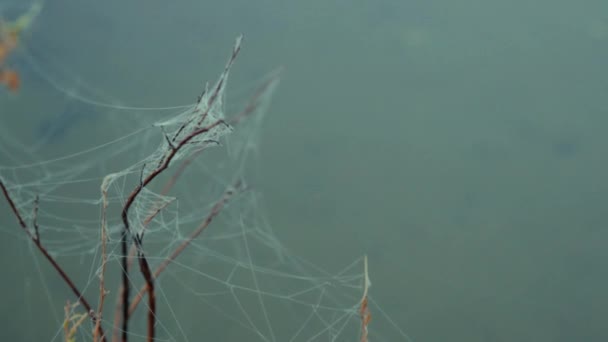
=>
[1,0,607,341]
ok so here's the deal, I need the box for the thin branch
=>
[195,35,242,127]
[118,117,228,342]
[95,177,112,342]
[0,180,107,342]
[111,154,190,342]
[32,194,40,241]
[228,66,283,126]
[111,147,204,340]
[128,179,243,316]
[118,227,130,342]
[138,251,156,342]
[359,255,372,342]
[127,64,281,318]
[118,35,244,342]
[111,283,125,342]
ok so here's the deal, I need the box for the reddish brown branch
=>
[32,195,40,241]
[118,35,244,342]
[138,253,156,342]
[228,67,283,126]
[118,118,228,341]
[118,230,130,342]
[111,282,125,342]
[359,256,371,342]
[128,180,243,316]
[0,180,107,342]
[1,34,280,342]
[127,64,282,318]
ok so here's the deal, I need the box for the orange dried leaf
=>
[0,69,19,91]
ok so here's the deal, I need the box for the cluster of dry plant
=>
[0,36,372,342]
[0,1,41,91]
[1,36,278,342]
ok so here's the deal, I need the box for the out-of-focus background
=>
[1,0,608,341]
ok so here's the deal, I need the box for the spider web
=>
[0,2,412,342]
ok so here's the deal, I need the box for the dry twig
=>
[2,33,281,342]
[0,180,107,341]
[359,255,372,342]
[118,35,244,342]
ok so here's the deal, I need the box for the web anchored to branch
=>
[1,34,410,342]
